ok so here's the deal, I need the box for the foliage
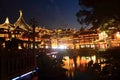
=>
[76,0,120,29]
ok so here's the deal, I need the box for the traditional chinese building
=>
[0,10,37,80]
[1,9,120,80]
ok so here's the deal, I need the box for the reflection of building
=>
[1,10,120,79]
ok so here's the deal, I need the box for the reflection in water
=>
[62,54,106,79]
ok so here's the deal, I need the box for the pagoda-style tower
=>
[0,17,14,40]
[0,17,12,29]
[0,10,36,80]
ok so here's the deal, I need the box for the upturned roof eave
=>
[14,10,32,31]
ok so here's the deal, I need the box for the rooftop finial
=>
[19,10,23,17]
[5,17,9,24]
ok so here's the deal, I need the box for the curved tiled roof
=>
[0,17,13,30]
[79,30,97,35]
[14,10,32,31]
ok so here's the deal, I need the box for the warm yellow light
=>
[12,35,15,38]
[116,32,120,38]
[5,17,9,24]
[59,45,67,49]
[58,29,62,32]
[99,31,108,40]
[91,55,96,63]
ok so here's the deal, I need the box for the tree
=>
[76,0,120,29]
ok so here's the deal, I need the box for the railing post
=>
[30,18,38,67]
[0,50,8,80]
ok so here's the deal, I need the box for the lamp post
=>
[30,18,38,67]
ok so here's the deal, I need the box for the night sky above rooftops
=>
[0,0,80,29]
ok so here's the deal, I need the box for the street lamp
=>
[30,18,38,67]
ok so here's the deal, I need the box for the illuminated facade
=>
[0,10,58,79]
[50,28,77,49]
[0,10,50,80]
[0,10,120,79]
[51,27,120,50]
[0,10,120,51]
[78,30,99,49]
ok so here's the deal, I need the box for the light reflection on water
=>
[62,54,106,78]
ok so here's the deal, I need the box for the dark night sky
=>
[0,0,80,29]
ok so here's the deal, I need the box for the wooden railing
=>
[0,49,36,80]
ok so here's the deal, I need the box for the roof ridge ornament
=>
[19,10,23,17]
[5,17,9,24]
[14,10,32,31]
